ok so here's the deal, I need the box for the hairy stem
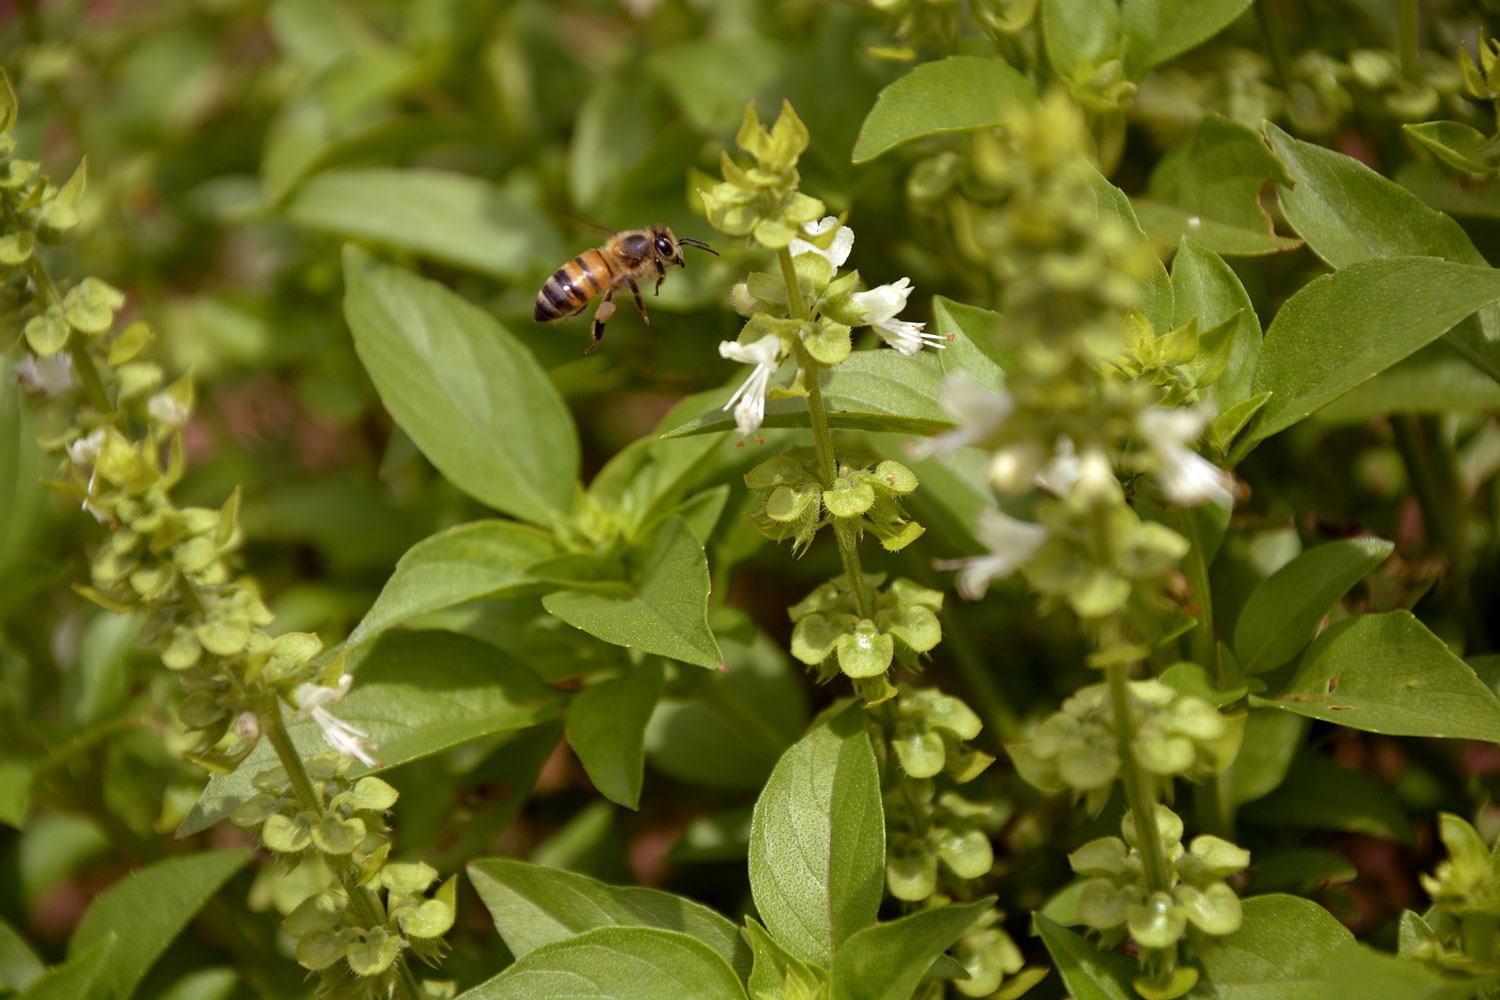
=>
[779,246,875,619]
[262,697,422,1000]
[1106,651,1171,893]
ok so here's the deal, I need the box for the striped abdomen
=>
[534,250,617,322]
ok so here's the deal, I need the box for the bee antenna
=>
[679,238,719,256]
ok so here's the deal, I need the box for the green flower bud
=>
[836,619,894,678]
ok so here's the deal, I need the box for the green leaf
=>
[1081,166,1174,334]
[179,631,563,836]
[65,850,250,1000]
[1248,848,1358,894]
[1315,941,1487,1000]
[745,918,828,1000]
[342,247,580,525]
[0,917,44,992]
[1397,160,1500,220]
[286,168,563,279]
[1316,343,1500,421]
[0,758,31,829]
[1241,751,1412,844]
[347,520,555,648]
[467,858,751,980]
[1229,709,1307,805]
[749,703,884,965]
[830,897,993,1000]
[1138,115,1301,256]
[543,517,722,670]
[1404,121,1500,176]
[1192,894,1353,998]
[18,936,115,1000]
[645,627,807,790]
[566,662,665,809]
[1240,257,1500,456]
[1122,0,1254,72]
[1250,611,1500,741]
[851,56,1035,163]
[1233,537,1393,675]
[1170,237,1260,411]
[666,351,953,438]
[1267,124,1493,270]
[455,926,749,1000]
[1266,122,1500,384]
[1034,914,1138,1000]
[1042,0,1120,76]
[933,296,1007,389]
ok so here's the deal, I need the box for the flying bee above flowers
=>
[533,223,717,352]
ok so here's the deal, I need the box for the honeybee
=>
[533,224,717,352]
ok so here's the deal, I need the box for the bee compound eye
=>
[656,236,674,256]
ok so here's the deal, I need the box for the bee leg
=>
[587,292,615,354]
[653,260,666,295]
[627,278,650,325]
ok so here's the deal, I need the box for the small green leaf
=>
[179,631,563,836]
[1137,115,1301,256]
[349,776,398,812]
[749,703,884,965]
[1121,0,1254,72]
[65,851,251,1000]
[343,247,580,525]
[1171,237,1260,411]
[0,917,45,992]
[1315,940,1483,999]
[1251,611,1500,741]
[467,858,750,978]
[1229,709,1308,806]
[454,926,750,1000]
[1241,257,1500,455]
[347,520,555,648]
[17,935,115,1000]
[1034,914,1139,1000]
[830,898,993,1000]
[1042,0,1120,76]
[744,918,828,1000]
[288,169,564,280]
[565,663,665,809]
[1404,121,1500,175]
[346,927,399,977]
[852,57,1035,163]
[1233,537,1393,675]
[933,297,1008,389]
[543,517,723,670]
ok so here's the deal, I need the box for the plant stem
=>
[262,696,422,1000]
[1105,649,1171,894]
[1397,0,1420,81]
[778,246,875,619]
[1255,0,1293,91]
[1090,505,1170,893]
[6,201,114,416]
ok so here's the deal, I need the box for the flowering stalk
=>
[0,75,448,999]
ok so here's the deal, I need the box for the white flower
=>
[787,216,854,269]
[989,441,1043,494]
[1034,437,1079,497]
[66,428,110,523]
[1137,405,1233,507]
[1076,446,1120,503]
[295,675,378,767]
[851,277,947,355]
[148,391,189,429]
[15,352,73,396]
[719,334,784,438]
[232,710,260,746]
[908,373,1012,460]
[935,508,1048,600]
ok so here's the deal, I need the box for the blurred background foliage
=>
[3,0,1500,997]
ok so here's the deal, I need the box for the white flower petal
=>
[907,375,1012,460]
[936,508,1047,600]
[1157,446,1234,507]
[1137,405,1211,446]
[719,334,784,438]
[15,352,74,396]
[1034,437,1079,497]
[788,216,854,269]
[851,277,914,324]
